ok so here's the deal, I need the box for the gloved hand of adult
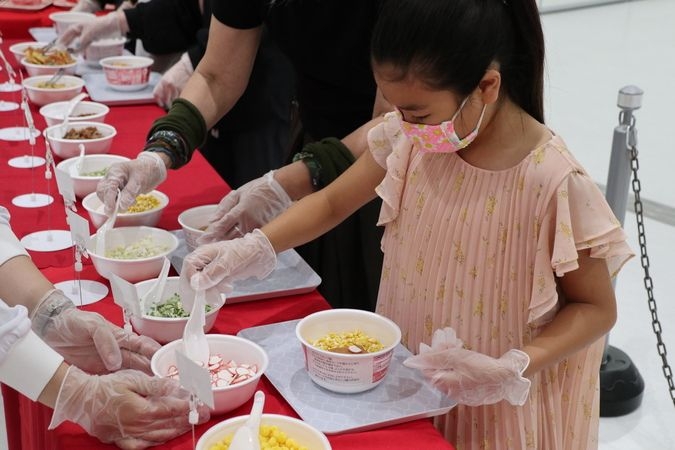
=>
[198,171,292,245]
[96,151,167,216]
[403,327,531,406]
[50,366,210,449]
[182,229,276,294]
[58,10,129,51]
[153,53,194,110]
[31,289,160,375]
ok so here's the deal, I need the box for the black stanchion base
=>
[600,345,645,417]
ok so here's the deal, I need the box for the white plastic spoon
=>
[75,143,86,176]
[229,391,265,450]
[95,189,121,257]
[183,288,209,366]
[61,92,88,138]
[139,257,171,314]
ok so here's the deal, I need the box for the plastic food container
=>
[22,75,84,107]
[55,154,128,198]
[177,204,218,251]
[44,121,116,159]
[99,55,154,91]
[295,309,402,394]
[40,100,110,127]
[49,11,96,36]
[82,190,168,229]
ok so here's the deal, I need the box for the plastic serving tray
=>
[238,319,456,435]
[81,71,161,106]
[169,230,322,303]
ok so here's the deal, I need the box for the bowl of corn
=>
[295,309,401,394]
[82,190,169,229]
[196,413,331,450]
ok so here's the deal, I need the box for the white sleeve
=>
[0,206,29,266]
[0,301,64,401]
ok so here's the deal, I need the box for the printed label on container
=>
[306,348,394,384]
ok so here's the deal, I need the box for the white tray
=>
[0,0,52,11]
[81,72,161,106]
[238,319,456,435]
[170,230,322,303]
[28,26,56,43]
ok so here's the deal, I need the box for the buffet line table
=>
[0,19,455,450]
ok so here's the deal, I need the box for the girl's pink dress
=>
[368,112,633,450]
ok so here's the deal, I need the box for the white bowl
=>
[130,277,224,344]
[295,309,402,394]
[55,154,129,198]
[49,11,96,36]
[99,55,153,91]
[87,226,179,282]
[82,190,169,229]
[84,37,126,65]
[8,41,47,65]
[40,101,110,127]
[177,204,218,251]
[21,56,77,77]
[44,121,116,159]
[22,75,84,107]
[197,413,331,450]
[151,334,269,415]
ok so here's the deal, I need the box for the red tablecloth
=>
[0,5,64,40]
[0,35,455,450]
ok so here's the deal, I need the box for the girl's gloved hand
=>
[198,171,292,245]
[182,229,276,294]
[96,151,167,216]
[153,53,194,110]
[50,366,210,450]
[58,10,129,51]
[404,327,531,406]
[31,290,160,375]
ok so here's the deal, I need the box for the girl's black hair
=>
[371,0,545,123]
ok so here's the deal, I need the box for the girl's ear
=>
[477,69,501,105]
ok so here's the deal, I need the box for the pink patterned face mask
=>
[397,97,487,154]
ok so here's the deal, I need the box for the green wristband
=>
[293,151,323,190]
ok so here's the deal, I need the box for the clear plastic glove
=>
[50,366,210,449]
[152,53,194,110]
[31,290,160,375]
[58,10,129,51]
[181,229,276,294]
[71,0,101,13]
[198,171,292,245]
[403,327,531,406]
[96,152,167,216]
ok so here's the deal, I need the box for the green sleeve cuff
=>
[297,137,355,187]
[148,98,207,164]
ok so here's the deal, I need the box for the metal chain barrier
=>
[625,112,675,406]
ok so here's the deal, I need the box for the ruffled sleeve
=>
[528,169,634,324]
[368,112,414,226]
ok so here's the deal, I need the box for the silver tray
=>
[238,319,456,435]
[170,230,322,303]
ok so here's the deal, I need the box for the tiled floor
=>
[2,0,674,449]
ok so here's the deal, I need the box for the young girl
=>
[182,0,633,447]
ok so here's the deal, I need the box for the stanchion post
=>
[599,85,645,417]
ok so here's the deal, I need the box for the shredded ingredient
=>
[104,235,167,259]
[312,330,384,354]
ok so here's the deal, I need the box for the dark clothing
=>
[124,0,295,187]
[211,0,385,312]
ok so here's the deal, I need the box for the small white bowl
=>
[82,190,169,229]
[49,11,96,36]
[177,204,218,251]
[131,277,224,344]
[197,414,331,450]
[40,101,110,127]
[8,41,47,65]
[151,334,269,415]
[55,154,129,198]
[99,55,154,91]
[88,226,179,282]
[44,121,116,159]
[21,56,77,77]
[296,309,402,394]
[84,37,126,66]
[22,75,84,107]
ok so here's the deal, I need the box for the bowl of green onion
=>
[56,154,129,198]
[131,276,225,343]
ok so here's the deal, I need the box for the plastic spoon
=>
[229,391,265,450]
[75,143,86,176]
[61,92,88,138]
[139,257,171,314]
[95,189,121,257]
[183,288,209,366]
